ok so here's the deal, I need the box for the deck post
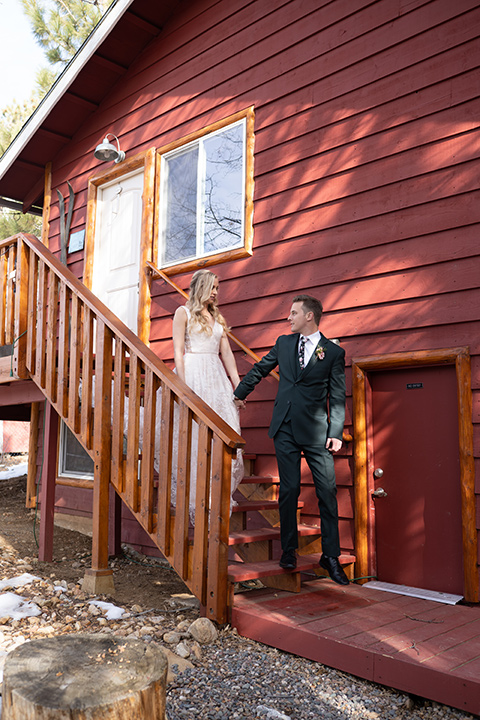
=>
[38,401,58,562]
[84,319,115,595]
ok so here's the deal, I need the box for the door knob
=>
[373,468,384,478]
[372,487,388,498]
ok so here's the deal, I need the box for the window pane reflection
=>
[164,147,198,263]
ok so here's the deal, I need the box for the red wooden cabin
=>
[0,0,479,711]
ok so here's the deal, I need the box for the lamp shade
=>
[94,135,125,163]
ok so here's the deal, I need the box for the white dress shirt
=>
[299,330,321,366]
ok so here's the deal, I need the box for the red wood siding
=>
[43,0,480,575]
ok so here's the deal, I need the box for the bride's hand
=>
[234,397,246,409]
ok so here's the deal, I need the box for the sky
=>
[0,0,46,109]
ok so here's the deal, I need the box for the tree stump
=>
[2,634,167,719]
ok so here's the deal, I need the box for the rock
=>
[191,641,202,660]
[163,631,182,644]
[188,618,218,644]
[175,642,190,659]
[36,625,56,635]
[139,626,156,636]
[176,620,191,632]
[161,647,194,684]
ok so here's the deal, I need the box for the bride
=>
[171,269,244,520]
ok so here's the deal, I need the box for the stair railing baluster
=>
[45,272,58,403]
[68,293,82,433]
[157,383,174,555]
[80,305,94,451]
[25,248,38,373]
[57,282,69,417]
[191,421,212,605]
[173,401,192,579]
[6,244,16,345]
[35,259,48,389]
[0,245,7,346]
[140,366,157,534]
[125,352,142,512]
[13,236,29,380]
[111,337,126,493]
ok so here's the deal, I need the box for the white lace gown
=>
[168,306,244,522]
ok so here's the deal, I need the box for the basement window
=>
[156,108,254,274]
[58,422,93,480]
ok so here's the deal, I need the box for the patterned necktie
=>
[298,335,306,369]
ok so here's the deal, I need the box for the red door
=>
[370,365,464,595]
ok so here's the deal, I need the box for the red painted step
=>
[231,500,304,513]
[232,500,280,513]
[241,476,280,484]
[228,553,355,582]
[228,523,321,546]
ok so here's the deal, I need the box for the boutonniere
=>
[315,345,326,360]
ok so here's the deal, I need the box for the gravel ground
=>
[0,561,476,718]
[0,461,477,719]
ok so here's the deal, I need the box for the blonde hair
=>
[186,270,228,334]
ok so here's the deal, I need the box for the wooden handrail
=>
[147,261,352,444]
[146,260,280,381]
[15,235,243,449]
[3,232,244,624]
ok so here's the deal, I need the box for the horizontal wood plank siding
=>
[41,0,479,580]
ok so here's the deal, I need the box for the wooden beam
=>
[26,402,41,509]
[455,350,479,603]
[84,319,114,595]
[352,362,368,583]
[38,402,59,562]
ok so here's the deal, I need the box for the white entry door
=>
[91,170,144,332]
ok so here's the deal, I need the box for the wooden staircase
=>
[1,233,244,624]
[227,462,355,594]
[0,232,354,624]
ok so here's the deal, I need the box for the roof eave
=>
[0,0,135,194]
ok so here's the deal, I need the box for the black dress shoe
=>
[319,554,349,585]
[279,551,297,569]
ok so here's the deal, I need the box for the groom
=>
[233,295,349,585]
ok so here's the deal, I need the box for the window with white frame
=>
[157,112,253,271]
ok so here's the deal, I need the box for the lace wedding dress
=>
[161,306,244,522]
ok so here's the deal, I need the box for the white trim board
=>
[365,581,463,605]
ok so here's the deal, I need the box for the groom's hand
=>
[326,437,342,452]
[234,397,246,409]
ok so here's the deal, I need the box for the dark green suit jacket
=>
[234,333,345,446]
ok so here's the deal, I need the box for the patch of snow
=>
[0,592,41,620]
[0,462,28,479]
[0,573,40,591]
[89,600,125,620]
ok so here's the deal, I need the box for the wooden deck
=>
[232,578,480,717]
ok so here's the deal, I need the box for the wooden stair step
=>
[241,475,280,484]
[228,553,356,582]
[228,523,320,546]
[232,500,279,512]
[231,499,304,513]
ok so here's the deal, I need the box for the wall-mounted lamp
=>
[94,133,125,164]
